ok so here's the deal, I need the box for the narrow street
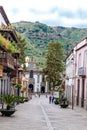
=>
[0,95,87,130]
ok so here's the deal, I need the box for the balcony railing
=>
[0,52,15,70]
[78,67,86,76]
[12,77,22,84]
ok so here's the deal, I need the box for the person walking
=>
[49,95,52,103]
[46,94,48,98]
[52,96,54,103]
[38,93,40,97]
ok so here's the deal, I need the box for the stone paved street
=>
[0,95,87,130]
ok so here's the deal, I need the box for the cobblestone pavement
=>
[0,95,87,130]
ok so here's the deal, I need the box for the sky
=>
[0,0,87,28]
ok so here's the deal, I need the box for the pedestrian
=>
[52,96,54,103]
[35,93,37,97]
[49,95,52,103]
[38,93,40,97]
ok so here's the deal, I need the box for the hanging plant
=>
[8,41,17,54]
[15,84,22,89]
[0,34,9,49]
[0,34,18,53]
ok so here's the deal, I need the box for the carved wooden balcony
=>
[12,77,22,84]
[0,52,15,71]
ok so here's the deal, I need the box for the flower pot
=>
[60,104,68,108]
[54,101,59,105]
[0,109,16,116]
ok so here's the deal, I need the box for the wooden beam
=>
[0,6,10,25]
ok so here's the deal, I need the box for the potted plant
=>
[19,96,25,103]
[0,94,17,116]
[15,83,22,89]
[60,97,69,108]
[24,97,29,102]
[54,97,59,105]
[15,84,22,96]
[58,88,64,99]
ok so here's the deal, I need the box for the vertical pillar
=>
[13,52,20,96]
[72,84,74,109]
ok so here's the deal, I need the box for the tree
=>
[17,35,27,64]
[45,41,65,90]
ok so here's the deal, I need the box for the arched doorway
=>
[41,86,45,93]
[28,84,34,93]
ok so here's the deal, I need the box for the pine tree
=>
[45,41,65,90]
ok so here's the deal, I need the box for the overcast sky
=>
[0,0,87,28]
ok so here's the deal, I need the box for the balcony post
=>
[13,52,20,96]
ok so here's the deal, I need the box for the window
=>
[78,53,81,68]
[29,63,34,69]
[83,50,87,67]
[30,70,33,78]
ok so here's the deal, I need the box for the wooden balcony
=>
[12,77,22,84]
[0,52,15,71]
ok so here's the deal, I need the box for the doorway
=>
[28,84,34,93]
[81,78,85,107]
[41,86,45,93]
[77,79,80,106]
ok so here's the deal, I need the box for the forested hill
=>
[12,21,87,68]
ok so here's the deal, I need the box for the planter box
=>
[0,109,16,116]
[60,104,68,108]
[54,101,59,105]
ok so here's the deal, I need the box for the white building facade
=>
[65,49,75,104]
[25,56,49,93]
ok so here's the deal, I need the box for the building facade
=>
[74,38,87,109]
[25,56,49,94]
[0,6,19,96]
[66,37,87,110]
[0,6,27,98]
[65,49,74,104]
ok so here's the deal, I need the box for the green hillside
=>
[12,21,87,68]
